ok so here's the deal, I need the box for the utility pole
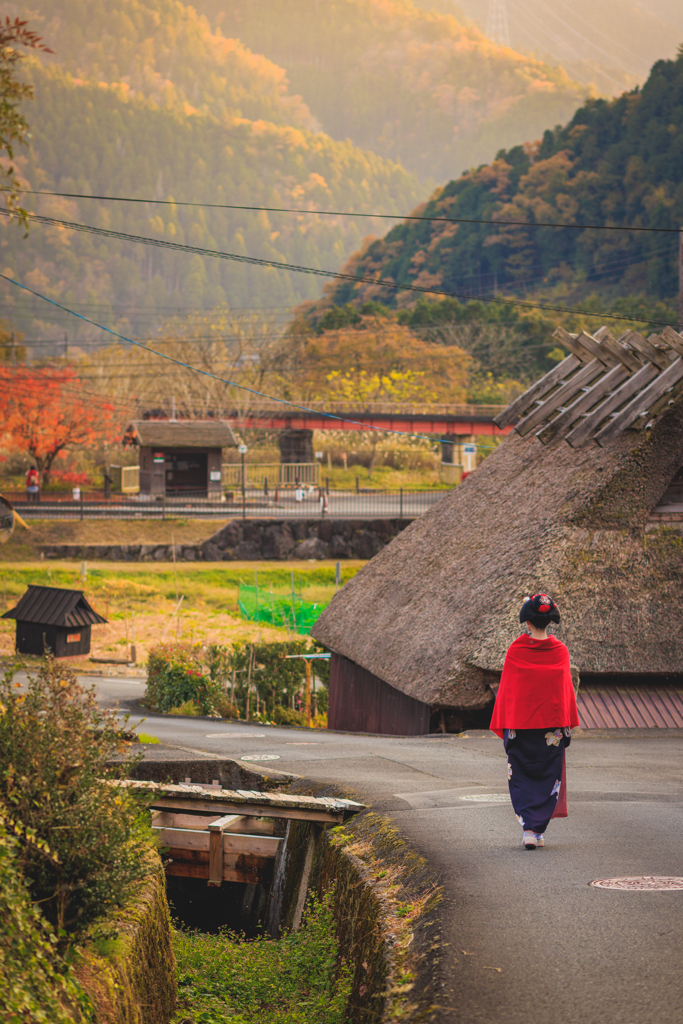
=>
[679,226,683,330]
[485,0,510,47]
[64,332,67,358]
[10,332,15,364]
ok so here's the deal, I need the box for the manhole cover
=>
[241,754,281,762]
[460,794,508,802]
[590,877,683,891]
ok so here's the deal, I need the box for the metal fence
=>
[7,486,450,521]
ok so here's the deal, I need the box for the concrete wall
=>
[41,518,413,562]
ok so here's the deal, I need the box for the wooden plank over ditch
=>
[115,779,364,824]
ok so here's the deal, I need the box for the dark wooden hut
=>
[124,420,237,498]
[313,325,683,734]
[2,585,107,656]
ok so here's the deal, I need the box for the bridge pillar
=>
[440,433,476,483]
[278,428,314,464]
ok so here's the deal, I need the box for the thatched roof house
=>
[312,325,683,734]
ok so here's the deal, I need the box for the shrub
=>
[145,642,224,715]
[0,817,93,1024]
[167,700,201,717]
[208,640,330,722]
[0,658,154,941]
[273,706,307,728]
[173,889,351,1024]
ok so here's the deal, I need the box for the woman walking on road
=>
[490,593,579,850]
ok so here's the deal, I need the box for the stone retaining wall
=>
[75,860,176,1024]
[42,518,413,562]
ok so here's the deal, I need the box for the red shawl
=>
[489,634,579,739]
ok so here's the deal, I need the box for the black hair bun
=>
[519,592,560,625]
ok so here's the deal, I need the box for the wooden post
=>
[207,814,244,887]
[304,659,312,727]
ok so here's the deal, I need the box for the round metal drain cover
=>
[461,794,508,802]
[241,753,281,762]
[590,876,683,891]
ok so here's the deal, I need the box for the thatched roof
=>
[312,326,683,709]
[126,420,237,448]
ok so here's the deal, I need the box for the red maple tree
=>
[0,366,117,483]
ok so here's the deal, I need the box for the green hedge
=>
[145,640,330,723]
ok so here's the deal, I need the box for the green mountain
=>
[311,51,683,343]
[194,0,589,182]
[4,0,424,343]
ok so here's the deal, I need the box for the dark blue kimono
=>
[504,727,571,834]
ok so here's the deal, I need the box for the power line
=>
[4,187,682,235]
[0,272,503,449]
[4,208,680,329]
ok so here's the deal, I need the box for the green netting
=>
[237,584,325,635]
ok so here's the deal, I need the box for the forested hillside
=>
[3,0,424,343]
[311,52,683,328]
[447,0,683,98]
[195,0,589,181]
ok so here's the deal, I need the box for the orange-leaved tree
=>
[0,367,117,483]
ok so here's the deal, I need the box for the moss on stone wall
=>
[74,860,176,1024]
[320,812,442,1024]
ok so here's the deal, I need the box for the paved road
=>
[95,676,683,1024]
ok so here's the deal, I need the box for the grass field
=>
[0,561,365,666]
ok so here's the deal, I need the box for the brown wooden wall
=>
[328,653,431,736]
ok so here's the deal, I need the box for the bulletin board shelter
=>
[124,420,237,498]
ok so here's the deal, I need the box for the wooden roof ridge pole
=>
[565,360,661,447]
[594,356,683,446]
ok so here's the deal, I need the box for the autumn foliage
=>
[282,316,473,404]
[0,367,117,482]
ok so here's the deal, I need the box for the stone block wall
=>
[41,518,413,562]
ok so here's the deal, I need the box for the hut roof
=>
[312,326,683,709]
[125,420,237,448]
[2,586,107,627]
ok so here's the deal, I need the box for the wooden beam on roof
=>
[565,361,660,447]
[594,357,683,446]
[536,362,630,444]
[620,332,672,371]
[633,376,683,429]
[575,331,620,367]
[593,330,645,372]
[552,327,611,365]
[514,359,605,436]
[493,355,581,428]
[658,326,683,358]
